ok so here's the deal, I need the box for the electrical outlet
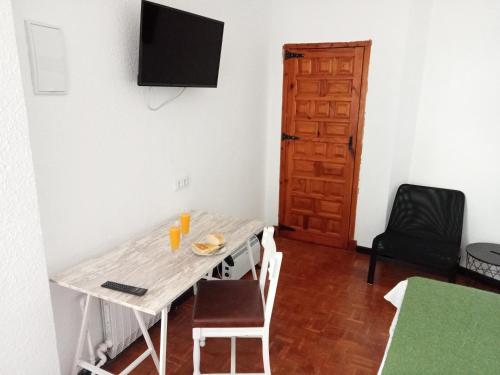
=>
[173,175,190,191]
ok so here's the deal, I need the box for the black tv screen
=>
[138,1,224,87]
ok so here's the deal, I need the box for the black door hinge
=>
[284,51,305,60]
[282,132,300,141]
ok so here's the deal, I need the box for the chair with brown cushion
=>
[192,226,283,375]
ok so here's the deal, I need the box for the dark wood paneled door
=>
[279,42,371,248]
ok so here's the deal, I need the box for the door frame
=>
[278,40,372,250]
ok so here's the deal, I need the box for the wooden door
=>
[279,42,371,248]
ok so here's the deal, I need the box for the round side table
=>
[466,243,500,280]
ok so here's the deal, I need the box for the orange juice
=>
[180,212,191,235]
[169,225,181,251]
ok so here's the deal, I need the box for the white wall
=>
[409,0,500,256]
[0,1,60,373]
[388,0,432,197]
[263,0,432,246]
[12,0,269,373]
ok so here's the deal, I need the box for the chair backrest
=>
[387,184,465,244]
[259,227,283,328]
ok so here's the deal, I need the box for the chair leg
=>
[448,266,458,283]
[193,329,201,375]
[262,334,271,375]
[230,337,236,374]
[367,250,377,284]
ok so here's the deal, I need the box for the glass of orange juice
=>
[180,211,191,235]
[169,223,181,251]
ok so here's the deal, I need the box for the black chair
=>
[367,184,465,284]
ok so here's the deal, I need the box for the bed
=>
[378,277,500,375]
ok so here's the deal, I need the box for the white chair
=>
[192,226,283,375]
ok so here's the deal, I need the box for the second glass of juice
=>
[180,212,191,235]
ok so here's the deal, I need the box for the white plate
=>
[191,243,227,256]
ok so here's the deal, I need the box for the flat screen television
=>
[138,1,224,87]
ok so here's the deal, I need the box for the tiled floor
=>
[103,236,494,374]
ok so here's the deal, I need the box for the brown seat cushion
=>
[192,280,264,328]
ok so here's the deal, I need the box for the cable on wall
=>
[146,86,186,111]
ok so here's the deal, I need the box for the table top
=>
[466,243,500,266]
[50,211,264,315]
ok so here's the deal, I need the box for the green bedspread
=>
[382,277,500,375]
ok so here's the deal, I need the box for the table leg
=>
[159,308,169,375]
[247,238,258,280]
[134,310,160,372]
[72,294,92,375]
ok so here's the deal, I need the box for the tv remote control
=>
[101,281,148,296]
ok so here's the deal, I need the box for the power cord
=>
[146,86,186,111]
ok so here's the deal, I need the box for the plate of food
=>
[191,233,226,256]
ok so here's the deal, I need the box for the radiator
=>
[222,234,261,280]
[101,301,160,359]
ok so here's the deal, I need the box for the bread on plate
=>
[205,233,225,246]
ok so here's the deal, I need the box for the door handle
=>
[348,136,355,154]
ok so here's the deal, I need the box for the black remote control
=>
[101,281,148,296]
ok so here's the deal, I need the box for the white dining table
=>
[50,211,264,375]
